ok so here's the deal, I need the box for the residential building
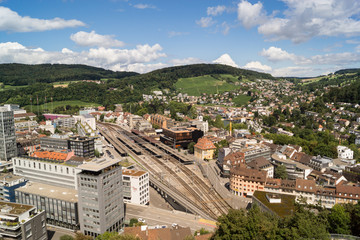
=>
[14,120,38,132]
[135,120,153,131]
[0,201,47,240]
[247,157,274,178]
[0,173,27,202]
[77,158,124,237]
[12,155,83,189]
[233,144,271,163]
[194,137,216,161]
[309,155,334,172]
[69,136,95,158]
[337,145,354,160]
[53,117,76,129]
[150,114,174,129]
[16,182,79,230]
[229,164,267,197]
[0,106,17,161]
[221,151,245,177]
[122,169,149,205]
[271,153,312,180]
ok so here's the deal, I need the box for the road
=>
[125,203,217,233]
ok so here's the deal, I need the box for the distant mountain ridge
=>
[0,63,138,86]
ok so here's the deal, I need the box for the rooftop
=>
[122,169,147,177]
[253,191,296,218]
[194,137,216,150]
[16,182,78,202]
[78,158,121,172]
[0,201,34,216]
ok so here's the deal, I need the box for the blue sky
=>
[0,0,360,77]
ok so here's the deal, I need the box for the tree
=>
[213,115,224,129]
[2,167,8,173]
[100,114,105,122]
[187,142,196,154]
[194,228,210,236]
[60,235,74,240]
[74,233,92,240]
[274,165,288,180]
[94,149,101,158]
[327,204,351,235]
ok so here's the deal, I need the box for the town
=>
[0,71,359,239]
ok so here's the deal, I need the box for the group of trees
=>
[212,202,360,239]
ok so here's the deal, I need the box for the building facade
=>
[122,169,149,205]
[77,158,124,237]
[69,136,95,158]
[0,173,27,202]
[194,137,216,161]
[0,106,17,161]
[0,201,47,240]
[16,182,79,230]
[12,156,83,189]
[230,165,267,197]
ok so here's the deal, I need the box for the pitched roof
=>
[247,156,271,170]
[194,137,216,150]
[230,165,267,183]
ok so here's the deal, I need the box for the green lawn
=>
[23,100,100,112]
[0,85,27,91]
[232,94,251,106]
[175,74,242,96]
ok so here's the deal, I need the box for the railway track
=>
[98,122,230,219]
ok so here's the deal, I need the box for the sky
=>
[0,0,360,77]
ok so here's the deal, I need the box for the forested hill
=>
[334,68,360,75]
[108,63,276,91]
[0,63,138,86]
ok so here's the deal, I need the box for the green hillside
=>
[0,63,138,86]
[175,74,244,96]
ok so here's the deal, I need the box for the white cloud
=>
[168,31,189,38]
[271,66,315,77]
[196,17,215,28]
[265,0,360,43]
[70,31,125,48]
[260,46,297,62]
[0,41,166,73]
[261,46,360,66]
[237,0,266,29]
[243,61,272,72]
[133,4,156,9]
[213,54,238,68]
[0,6,85,32]
[221,22,230,35]
[207,6,226,16]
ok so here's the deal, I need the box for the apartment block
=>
[122,169,149,205]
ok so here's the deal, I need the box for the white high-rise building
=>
[122,169,149,205]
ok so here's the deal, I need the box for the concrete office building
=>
[77,158,124,237]
[0,106,17,161]
[12,156,83,189]
[0,201,47,240]
[40,136,69,151]
[0,173,27,202]
[69,136,95,158]
[122,169,149,205]
[16,182,79,230]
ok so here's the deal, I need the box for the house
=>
[337,145,354,160]
[194,137,216,161]
[247,156,274,178]
[229,164,267,197]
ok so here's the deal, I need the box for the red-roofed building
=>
[194,137,216,160]
[31,150,74,161]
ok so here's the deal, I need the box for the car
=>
[172,223,178,228]
[138,218,146,223]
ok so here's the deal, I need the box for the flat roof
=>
[78,158,121,172]
[16,182,78,203]
[122,169,147,177]
[0,173,24,182]
[253,191,295,218]
[0,201,34,216]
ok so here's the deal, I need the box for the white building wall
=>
[12,157,82,189]
[122,171,149,205]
